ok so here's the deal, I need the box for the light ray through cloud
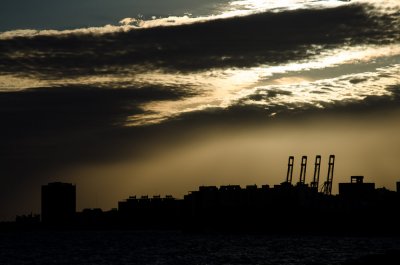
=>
[1,42,399,125]
[125,44,400,125]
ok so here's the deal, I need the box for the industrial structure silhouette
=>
[10,155,400,234]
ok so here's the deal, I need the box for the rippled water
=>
[1,231,400,265]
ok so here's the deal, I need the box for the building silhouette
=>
[118,195,182,229]
[339,176,375,200]
[41,182,76,225]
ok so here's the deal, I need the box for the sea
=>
[0,231,400,265]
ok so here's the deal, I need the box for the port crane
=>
[321,155,335,195]
[310,155,321,189]
[285,156,294,184]
[298,156,307,185]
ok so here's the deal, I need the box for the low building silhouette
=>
[15,213,40,225]
[41,182,76,225]
[75,208,118,228]
[118,195,182,229]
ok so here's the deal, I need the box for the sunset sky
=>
[1,0,399,220]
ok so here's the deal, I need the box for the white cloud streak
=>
[0,0,360,40]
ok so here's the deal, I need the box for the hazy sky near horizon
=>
[0,0,400,220]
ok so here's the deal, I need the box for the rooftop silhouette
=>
[41,182,76,226]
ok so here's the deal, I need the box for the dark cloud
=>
[349,78,368,84]
[0,84,194,178]
[0,84,192,131]
[320,85,400,114]
[0,82,198,220]
[0,4,398,78]
[175,85,400,130]
[247,89,293,101]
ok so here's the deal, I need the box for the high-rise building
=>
[41,182,76,225]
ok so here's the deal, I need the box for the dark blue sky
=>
[0,0,229,31]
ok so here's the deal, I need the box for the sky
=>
[0,0,400,220]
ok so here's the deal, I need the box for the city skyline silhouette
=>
[5,154,400,236]
[1,1,400,222]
